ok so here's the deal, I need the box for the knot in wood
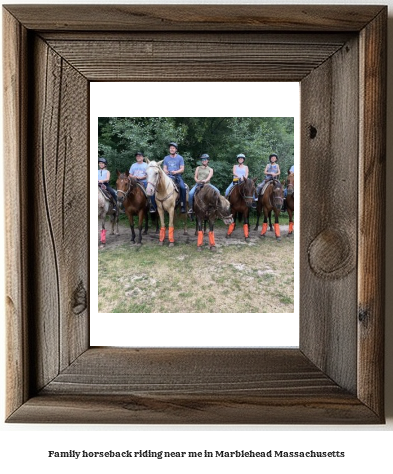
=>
[73,281,87,315]
[308,229,355,279]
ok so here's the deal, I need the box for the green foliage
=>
[98,117,294,190]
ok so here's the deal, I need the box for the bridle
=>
[270,180,284,208]
[146,164,176,203]
[116,175,133,201]
[239,179,255,201]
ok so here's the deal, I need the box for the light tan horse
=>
[145,159,188,247]
[98,186,119,247]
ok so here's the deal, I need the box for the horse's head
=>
[145,160,163,196]
[286,174,294,196]
[218,195,234,225]
[272,180,284,210]
[240,177,257,208]
[116,171,131,204]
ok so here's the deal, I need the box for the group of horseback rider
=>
[98,142,294,214]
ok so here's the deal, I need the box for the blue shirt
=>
[163,154,184,174]
[265,163,279,178]
[289,165,294,173]
[129,162,147,178]
[98,169,109,181]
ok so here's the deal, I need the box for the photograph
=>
[97,116,295,314]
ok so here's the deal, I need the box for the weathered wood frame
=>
[3,5,386,424]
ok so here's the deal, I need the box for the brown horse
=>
[255,179,284,241]
[193,184,233,251]
[98,186,119,247]
[226,177,257,241]
[286,173,294,236]
[116,172,149,245]
[145,159,188,247]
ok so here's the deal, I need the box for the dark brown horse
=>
[286,173,294,236]
[226,177,257,241]
[193,184,233,251]
[116,171,150,245]
[255,179,284,241]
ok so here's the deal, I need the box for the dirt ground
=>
[98,218,294,314]
[99,219,291,249]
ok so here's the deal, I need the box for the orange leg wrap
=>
[243,224,249,238]
[289,222,294,233]
[208,231,216,247]
[159,227,166,242]
[227,222,236,235]
[261,223,268,235]
[197,230,204,246]
[168,226,175,243]
[274,223,281,238]
[101,229,107,243]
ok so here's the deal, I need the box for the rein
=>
[147,164,176,203]
[239,179,255,200]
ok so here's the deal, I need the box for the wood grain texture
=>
[7,348,379,424]
[3,8,30,417]
[300,36,359,394]
[3,5,384,32]
[3,5,386,424]
[28,36,89,391]
[358,9,386,417]
[45,37,348,82]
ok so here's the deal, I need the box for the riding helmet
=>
[200,153,210,161]
[169,142,178,149]
[135,151,144,157]
[98,157,108,165]
[237,153,246,161]
[269,153,279,162]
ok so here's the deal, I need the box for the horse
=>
[145,159,188,247]
[116,171,151,245]
[193,184,233,251]
[285,173,294,236]
[255,179,284,241]
[226,177,257,241]
[98,185,119,247]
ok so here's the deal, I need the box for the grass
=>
[98,230,295,313]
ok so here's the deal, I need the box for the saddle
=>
[136,181,148,198]
[258,179,275,198]
[98,184,115,203]
[227,182,240,198]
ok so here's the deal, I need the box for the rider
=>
[283,164,294,198]
[188,154,220,214]
[163,142,187,213]
[255,153,281,199]
[225,153,249,197]
[98,157,117,211]
[129,151,157,212]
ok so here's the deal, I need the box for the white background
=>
[1,1,392,473]
[90,82,300,348]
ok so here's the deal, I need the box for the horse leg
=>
[260,208,269,238]
[208,220,216,251]
[129,214,136,244]
[157,206,166,245]
[137,210,144,245]
[197,217,204,251]
[168,207,175,247]
[143,207,148,235]
[274,211,281,241]
[254,201,261,231]
[268,210,273,231]
[100,218,107,246]
[288,207,294,236]
[226,208,236,238]
[243,211,250,242]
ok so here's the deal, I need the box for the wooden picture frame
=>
[4,5,386,424]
